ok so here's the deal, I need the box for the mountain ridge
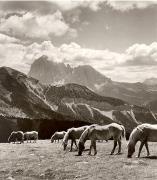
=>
[28,56,157,105]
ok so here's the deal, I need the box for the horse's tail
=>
[35,131,38,140]
[120,125,126,140]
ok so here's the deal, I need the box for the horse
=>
[62,126,89,151]
[51,131,66,143]
[78,123,125,156]
[127,123,157,158]
[8,131,24,144]
[24,131,38,143]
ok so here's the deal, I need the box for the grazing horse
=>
[51,131,66,143]
[128,123,157,158]
[24,131,38,143]
[62,126,89,151]
[8,131,24,144]
[78,123,125,156]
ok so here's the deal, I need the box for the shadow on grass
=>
[84,148,90,151]
[142,155,157,159]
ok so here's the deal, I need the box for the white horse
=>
[78,123,125,156]
[51,131,66,143]
[24,131,38,143]
[62,126,89,151]
[128,123,157,158]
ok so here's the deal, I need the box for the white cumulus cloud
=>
[1,36,157,82]
[0,33,20,43]
[0,10,77,41]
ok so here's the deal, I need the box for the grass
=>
[1,140,157,180]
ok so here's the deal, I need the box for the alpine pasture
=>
[1,140,157,180]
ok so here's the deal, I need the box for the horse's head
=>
[127,143,135,158]
[51,136,54,143]
[8,137,11,143]
[78,141,85,156]
[62,141,68,150]
[8,132,16,143]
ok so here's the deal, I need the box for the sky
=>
[0,0,157,82]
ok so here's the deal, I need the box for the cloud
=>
[50,0,157,12]
[1,36,157,82]
[0,1,157,15]
[0,39,124,74]
[103,66,157,82]
[0,33,20,43]
[51,0,104,11]
[59,42,124,69]
[47,0,157,12]
[0,10,77,41]
[122,42,157,66]
[106,0,157,11]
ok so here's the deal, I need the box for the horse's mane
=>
[129,126,142,145]
[63,128,73,144]
[79,125,95,144]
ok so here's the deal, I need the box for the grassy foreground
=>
[0,140,157,180]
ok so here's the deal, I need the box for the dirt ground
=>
[0,140,157,180]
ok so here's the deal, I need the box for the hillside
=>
[0,66,55,118]
[0,66,127,141]
[1,66,157,141]
[143,77,157,85]
[96,81,157,105]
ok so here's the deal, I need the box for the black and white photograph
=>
[0,0,157,179]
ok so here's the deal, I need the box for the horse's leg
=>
[69,140,73,152]
[117,139,121,154]
[138,141,145,158]
[88,141,92,155]
[74,140,78,150]
[93,141,97,156]
[110,140,117,155]
[145,142,150,157]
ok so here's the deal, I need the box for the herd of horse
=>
[8,123,157,158]
[8,131,38,144]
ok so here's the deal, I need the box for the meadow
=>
[0,140,157,180]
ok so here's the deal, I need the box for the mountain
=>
[143,78,157,85]
[146,99,157,112]
[28,55,71,84]
[0,66,55,118]
[113,105,157,139]
[0,66,125,119]
[28,55,110,89]
[28,56,157,106]
[96,81,157,105]
[1,66,157,141]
